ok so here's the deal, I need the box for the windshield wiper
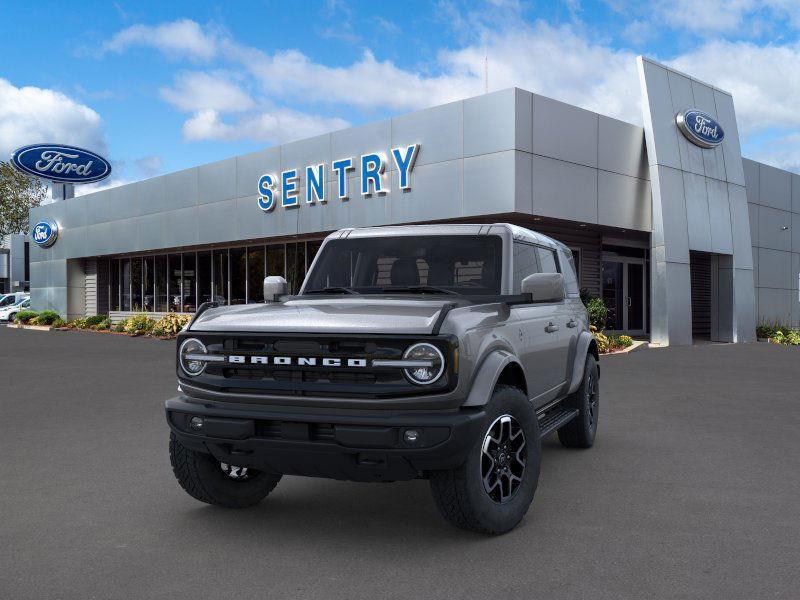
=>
[304,286,360,295]
[380,285,459,296]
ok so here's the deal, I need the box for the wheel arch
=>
[463,350,528,407]
[567,331,599,395]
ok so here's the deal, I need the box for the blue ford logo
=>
[676,110,725,149]
[31,220,58,247]
[11,144,111,184]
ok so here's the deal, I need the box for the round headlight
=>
[179,338,207,376]
[403,342,445,385]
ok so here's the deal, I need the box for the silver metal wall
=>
[744,158,800,326]
[28,86,651,319]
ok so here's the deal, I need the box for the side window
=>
[536,247,559,274]
[513,242,540,293]
[562,249,580,296]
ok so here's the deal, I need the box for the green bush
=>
[122,313,155,335]
[113,321,126,333]
[84,314,108,327]
[14,310,39,324]
[152,313,191,337]
[757,320,800,345]
[91,318,112,331]
[30,310,61,325]
[52,317,66,328]
[584,297,608,330]
[617,335,633,347]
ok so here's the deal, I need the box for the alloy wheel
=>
[481,414,527,504]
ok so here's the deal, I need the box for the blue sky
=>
[1,0,799,193]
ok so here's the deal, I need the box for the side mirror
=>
[521,273,565,303]
[263,275,288,302]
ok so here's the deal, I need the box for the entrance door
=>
[602,258,646,335]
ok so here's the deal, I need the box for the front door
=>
[602,258,646,335]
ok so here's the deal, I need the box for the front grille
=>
[179,332,456,399]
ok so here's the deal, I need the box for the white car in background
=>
[0,292,28,308]
[0,297,30,322]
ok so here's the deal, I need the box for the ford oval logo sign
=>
[676,110,725,149]
[31,220,59,247]
[11,144,111,184]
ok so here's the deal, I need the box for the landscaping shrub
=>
[84,314,108,327]
[122,313,155,335]
[14,310,39,324]
[91,318,112,331]
[584,296,608,330]
[113,321,126,333]
[152,313,191,337]
[757,320,800,346]
[52,317,66,328]
[590,325,610,353]
[617,335,633,347]
[30,310,61,326]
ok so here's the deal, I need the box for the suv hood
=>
[190,297,458,335]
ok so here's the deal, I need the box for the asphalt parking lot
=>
[1,326,798,600]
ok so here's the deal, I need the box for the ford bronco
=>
[166,223,599,534]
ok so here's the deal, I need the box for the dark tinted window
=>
[512,242,540,293]
[304,235,503,295]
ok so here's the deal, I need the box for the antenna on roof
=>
[484,53,489,94]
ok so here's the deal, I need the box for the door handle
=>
[567,319,577,328]
[626,296,632,307]
[545,322,559,333]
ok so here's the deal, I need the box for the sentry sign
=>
[11,144,112,184]
[257,144,419,212]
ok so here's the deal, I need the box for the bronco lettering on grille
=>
[226,355,368,367]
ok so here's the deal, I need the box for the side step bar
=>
[537,406,579,437]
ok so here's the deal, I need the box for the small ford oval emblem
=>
[11,144,112,184]
[676,109,725,149]
[31,220,58,247]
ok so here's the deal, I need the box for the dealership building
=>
[25,56,800,345]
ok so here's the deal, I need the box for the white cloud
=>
[160,71,254,113]
[182,108,349,143]
[103,17,800,170]
[134,155,163,177]
[668,40,800,132]
[0,78,106,159]
[102,19,220,61]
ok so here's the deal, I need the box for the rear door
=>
[534,246,572,397]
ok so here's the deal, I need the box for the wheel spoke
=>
[480,413,527,504]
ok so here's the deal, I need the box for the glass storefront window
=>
[110,260,119,311]
[131,258,142,311]
[286,242,306,294]
[247,246,265,303]
[212,249,228,305]
[143,257,155,311]
[230,247,247,305]
[267,244,285,280]
[182,253,196,312]
[155,255,168,312]
[169,254,182,312]
[121,259,131,311]
[197,251,211,306]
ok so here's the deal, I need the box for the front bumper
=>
[166,395,486,482]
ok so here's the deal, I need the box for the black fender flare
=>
[567,331,598,394]
[463,350,526,407]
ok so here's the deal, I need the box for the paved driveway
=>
[1,326,798,599]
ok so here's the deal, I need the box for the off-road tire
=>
[558,354,599,448]
[169,433,281,508]
[429,385,541,534]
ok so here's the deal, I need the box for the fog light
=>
[189,416,204,431]
[403,429,420,444]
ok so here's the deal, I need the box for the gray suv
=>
[166,224,599,534]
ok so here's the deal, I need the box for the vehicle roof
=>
[328,223,564,250]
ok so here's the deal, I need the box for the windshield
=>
[303,235,503,296]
